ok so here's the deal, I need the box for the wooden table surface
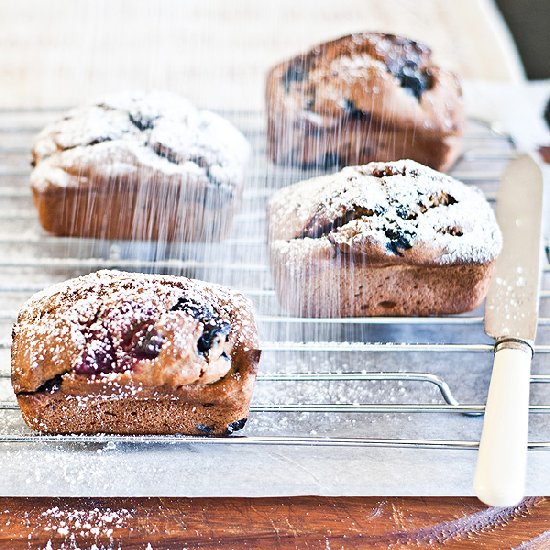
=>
[0,496,548,548]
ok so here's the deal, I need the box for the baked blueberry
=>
[74,335,116,375]
[133,328,165,360]
[341,99,366,119]
[171,295,231,360]
[197,320,231,358]
[225,417,247,434]
[283,58,311,92]
[128,112,158,131]
[387,60,432,100]
[171,296,214,321]
[384,227,416,256]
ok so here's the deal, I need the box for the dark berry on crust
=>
[197,320,231,357]
[283,56,311,92]
[151,142,180,164]
[399,65,431,100]
[396,205,417,220]
[384,227,416,256]
[188,154,210,169]
[128,112,158,131]
[225,418,247,434]
[196,424,214,434]
[387,60,432,101]
[381,43,433,100]
[171,296,231,357]
[171,296,214,320]
[74,332,117,375]
[36,374,63,394]
[544,97,550,130]
[342,99,368,119]
[133,328,165,360]
[87,136,112,147]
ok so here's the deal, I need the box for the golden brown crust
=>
[17,394,250,436]
[16,348,260,435]
[32,182,237,241]
[270,254,495,317]
[266,32,464,170]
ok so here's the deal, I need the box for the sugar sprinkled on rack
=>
[0,108,540,496]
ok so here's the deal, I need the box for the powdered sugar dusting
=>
[269,159,502,266]
[40,506,132,538]
[12,270,258,393]
[31,90,250,192]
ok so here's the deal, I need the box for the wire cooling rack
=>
[0,108,548,453]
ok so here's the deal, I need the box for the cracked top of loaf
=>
[267,32,463,136]
[11,270,259,394]
[31,91,250,197]
[268,160,502,266]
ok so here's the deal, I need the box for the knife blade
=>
[474,154,544,507]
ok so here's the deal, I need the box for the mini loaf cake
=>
[267,160,501,317]
[31,91,250,241]
[266,33,464,171]
[11,270,260,435]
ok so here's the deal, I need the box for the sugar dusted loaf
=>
[267,160,501,317]
[31,91,250,241]
[12,270,260,435]
[266,33,464,171]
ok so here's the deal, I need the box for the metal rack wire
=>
[0,108,548,451]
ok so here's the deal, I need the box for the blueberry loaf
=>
[268,160,501,317]
[31,91,250,241]
[266,33,464,171]
[11,270,260,435]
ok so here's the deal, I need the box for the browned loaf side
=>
[12,270,260,435]
[266,32,464,171]
[31,91,250,241]
[267,160,501,317]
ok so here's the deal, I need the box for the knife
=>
[474,154,544,507]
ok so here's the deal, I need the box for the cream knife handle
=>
[474,342,532,507]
